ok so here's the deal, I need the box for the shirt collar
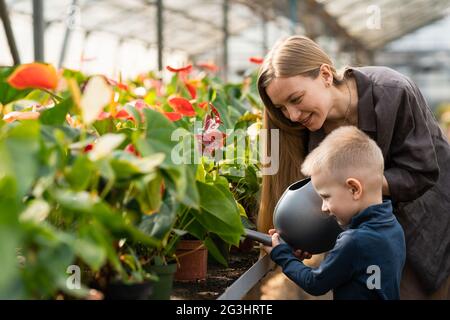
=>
[346,67,377,133]
[308,67,377,152]
[348,200,394,229]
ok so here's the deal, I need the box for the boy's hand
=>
[263,229,281,254]
[293,249,312,261]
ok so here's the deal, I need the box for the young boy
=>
[265,126,406,300]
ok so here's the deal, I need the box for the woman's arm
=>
[383,82,439,203]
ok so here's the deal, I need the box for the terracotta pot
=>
[174,240,207,281]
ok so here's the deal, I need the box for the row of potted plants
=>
[0,58,264,299]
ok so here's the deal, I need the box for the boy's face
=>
[311,171,360,226]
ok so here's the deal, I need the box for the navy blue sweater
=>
[270,200,406,300]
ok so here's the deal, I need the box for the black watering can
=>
[244,178,343,254]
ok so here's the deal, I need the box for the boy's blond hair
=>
[301,126,384,184]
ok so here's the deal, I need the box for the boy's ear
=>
[346,178,362,199]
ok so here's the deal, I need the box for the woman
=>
[257,35,450,299]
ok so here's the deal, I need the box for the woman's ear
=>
[346,178,362,200]
[320,64,333,87]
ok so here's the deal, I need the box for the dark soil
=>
[171,242,259,300]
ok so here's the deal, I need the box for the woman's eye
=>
[291,97,302,104]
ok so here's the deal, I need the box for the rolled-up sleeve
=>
[384,83,439,203]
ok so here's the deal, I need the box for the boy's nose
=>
[321,201,329,213]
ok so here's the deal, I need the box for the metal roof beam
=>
[303,0,373,63]
[340,0,438,31]
[0,0,21,64]
[371,10,449,49]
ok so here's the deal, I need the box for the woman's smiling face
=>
[265,74,333,132]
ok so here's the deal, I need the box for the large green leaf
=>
[134,173,163,214]
[139,193,178,241]
[39,97,73,125]
[65,155,94,191]
[0,121,40,202]
[110,150,165,180]
[193,181,243,245]
[204,235,229,267]
[141,108,178,158]
[52,189,161,248]
[0,177,22,299]
[74,226,108,272]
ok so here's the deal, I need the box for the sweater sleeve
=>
[270,232,356,296]
[384,82,439,203]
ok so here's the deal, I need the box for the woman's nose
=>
[286,105,302,122]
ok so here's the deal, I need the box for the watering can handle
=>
[244,228,273,247]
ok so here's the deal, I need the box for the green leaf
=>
[0,120,40,201]
[0,225,22,299]
[193,181,243,245]
[204,236,228,267]
[73,231,107,272]
[110,151,164,180]
[181,164,200,209]
[39,98,73,125]
[141,108,178,158]
[139,193,178,241]
[65,155,94,191]
[135,174,163,214]
[24,89,52,105]
[19,199,50,223]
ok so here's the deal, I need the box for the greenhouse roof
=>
[5,0,450,54]
[2,0,449,79]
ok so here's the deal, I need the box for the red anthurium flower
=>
[124,144,141,157]
[134,99,148,110]
[163,112,183,122]
[249,56,264,64]
[150,79,163,96]
[168,97,196,117]
[166,64,192,73]
[197,62,219,72]
[114,100,149,123]
[97,111,111,120]
[184,81,197,99]
[114,109,134,121]
[209,103,222,124]
[195,113,225,156]
[84,143,94,153]
[106,77,129,91]
[7,63,58,90]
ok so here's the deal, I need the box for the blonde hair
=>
[257,35,347,233]
[301,126,384,184]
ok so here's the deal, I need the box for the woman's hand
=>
[263,229,281,254]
